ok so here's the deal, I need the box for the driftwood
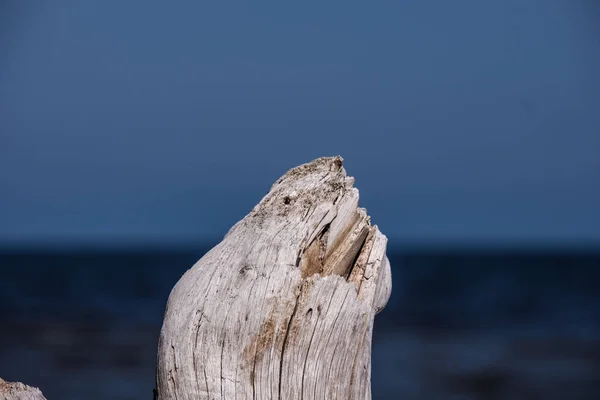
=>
[2,156,391,400]
[0,378,46,400]
[156,156,392,399]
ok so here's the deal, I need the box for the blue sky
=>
[1,1,599,247]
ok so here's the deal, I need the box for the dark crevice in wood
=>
[345,229,371,281]
[299,223,330,278]
[301,306,320,400]
[278,285,302,400]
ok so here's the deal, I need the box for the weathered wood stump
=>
[156,156,392,399]
[0,378,47,400]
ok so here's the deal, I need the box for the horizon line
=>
[0,238,599,254]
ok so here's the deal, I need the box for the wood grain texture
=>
[0,378,47,400]
[156,156,392,399]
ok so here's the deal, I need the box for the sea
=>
[1,245,599,399]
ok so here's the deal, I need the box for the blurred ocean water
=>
[1,247,599,399]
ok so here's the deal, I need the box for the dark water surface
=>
[1,246,599,399]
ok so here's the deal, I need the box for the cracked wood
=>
[155,156,392,400]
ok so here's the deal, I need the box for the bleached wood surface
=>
[0,378,47,400]
[156,156,392,399]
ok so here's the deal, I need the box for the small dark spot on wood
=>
[317,305,322,315]
[306,308,313,318]
[239,264,251,275]
[283,196,291,205]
